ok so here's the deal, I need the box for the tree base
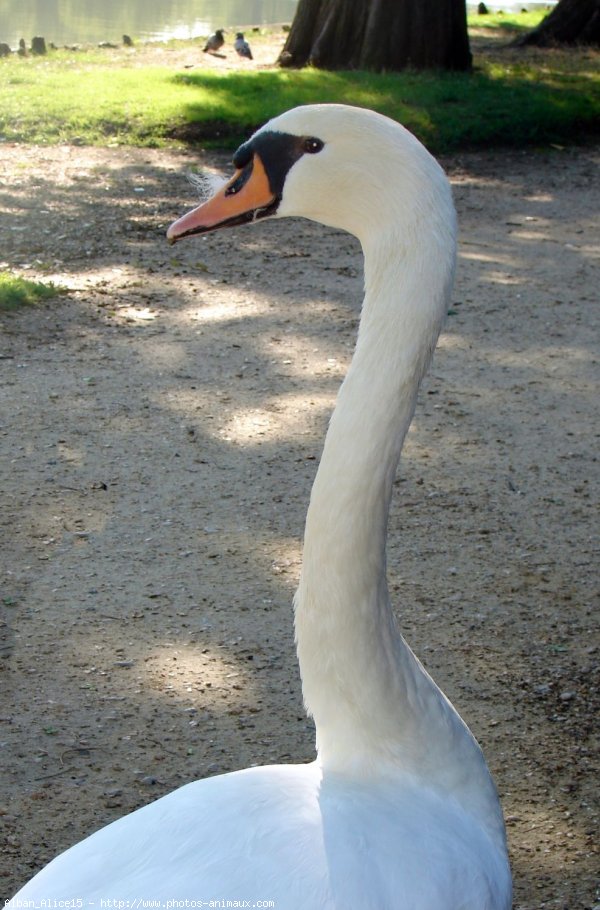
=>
[278,0,472,72]
[515,0,600,47]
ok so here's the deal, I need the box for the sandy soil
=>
[0,130,598,905]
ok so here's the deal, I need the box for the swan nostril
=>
[225,160,254,196]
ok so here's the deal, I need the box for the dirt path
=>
[0,140,598,907]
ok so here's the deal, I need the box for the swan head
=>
[167,104,454,248]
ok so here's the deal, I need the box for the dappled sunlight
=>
[141,641,258,706]
[459,248,519,266]
[117,304,157,321]
[218,391,334,447]
[523,192,554,204]
[579,240,600,259]
[436,332,470,351]
[482,270,524,286]
[509,228,559,244]
[57,440,85,467]
[186,298,272,324]
[154,382,334,449]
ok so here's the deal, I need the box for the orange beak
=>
[167,154,277,244]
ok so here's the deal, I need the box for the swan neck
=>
[293,216,507,851]
[296,230,452,763]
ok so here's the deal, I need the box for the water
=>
[0,0,299,51]
[1,0,557,53]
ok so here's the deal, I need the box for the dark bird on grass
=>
[234,32,253,60]
[203,29,225,54]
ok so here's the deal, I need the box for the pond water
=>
[1,0,556,53]
[0,0,299,50]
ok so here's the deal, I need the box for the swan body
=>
[12,105,511,909]
[11,764,508,908]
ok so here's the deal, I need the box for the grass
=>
[0,14,598,153]
[466,10,546,31]
[1,58,188,145]
[0,271,66,311]
[173,65,599,152]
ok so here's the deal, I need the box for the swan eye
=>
[303,137,324,154]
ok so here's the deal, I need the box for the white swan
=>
[12,105,511,909]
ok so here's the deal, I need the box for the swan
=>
[11,104,511,909]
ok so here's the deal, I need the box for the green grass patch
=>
[467,9,546,31]
[0,54,195,145]
[0,271,66,311]
[0,29,598,152]
[172,65,599,152]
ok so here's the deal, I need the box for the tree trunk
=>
[515,0,600,47]
[279,0,472,72]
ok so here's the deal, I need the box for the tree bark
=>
[279,0,472,72]
[515,0,600,47]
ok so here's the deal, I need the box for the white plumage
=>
[12,105,512,909]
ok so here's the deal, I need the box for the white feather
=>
[186,169,228,202]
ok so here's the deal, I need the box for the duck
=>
[11,104,512,909]
[234,31,253,59]
[202,28,225,54]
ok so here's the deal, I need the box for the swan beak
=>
[167,154,277,244]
